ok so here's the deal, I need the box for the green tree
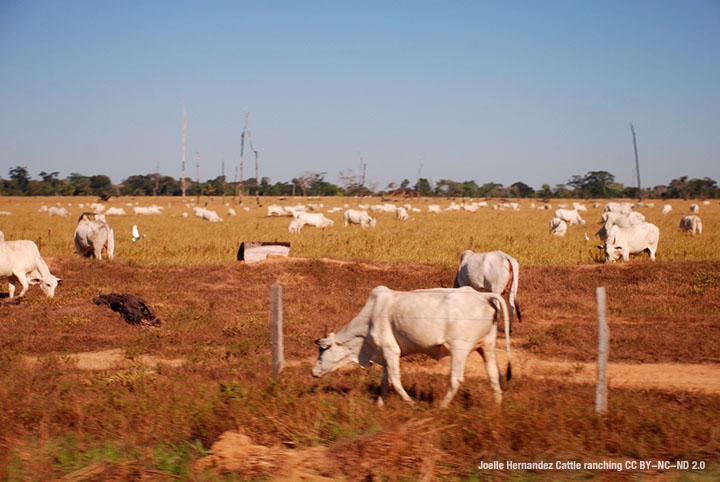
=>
[414,178,433,196]
[9,166,31,193]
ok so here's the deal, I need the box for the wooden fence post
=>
[595,287,609,413]
[270,285,284,377]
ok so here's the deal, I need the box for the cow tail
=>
[506,255,521,323]
[491,294,512,384]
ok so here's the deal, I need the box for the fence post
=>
[595,286,609,413]
[270,285,284,377]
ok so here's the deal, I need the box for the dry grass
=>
[0,195,718,267]
[1,255,719,480]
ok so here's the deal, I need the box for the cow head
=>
[30,275,61,298]
[312,332,355,377]
[603,226,622,263]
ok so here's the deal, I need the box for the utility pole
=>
[195,151,200,203]
[238,113,248,205]
[181,107,187,199]
[221,159,226,202]
[630,123,641,200]
[154,160,160,197]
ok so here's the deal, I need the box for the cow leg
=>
[482,332,503,404]
[440,348,472,408]
[8,279,16,299]
[377,366,389,407]
[648,246,657,261]
[385,354,414,405]
[12,271,30,298]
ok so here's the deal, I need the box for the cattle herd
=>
[0,197,712,406]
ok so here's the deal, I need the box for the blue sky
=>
[1,0,718,190]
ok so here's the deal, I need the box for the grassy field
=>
[0,195,718,267]
[0,195,719,480]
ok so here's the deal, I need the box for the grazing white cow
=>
[0,240,61,298]
[396,207,409,220]
[680,215,702,235]
[267,205,286,216]
[344,209,376,228]
[91,203,106,213]
[193,207,223,222]
[105,207,127,216]
[74,215,115,260]
[427,204,441,213]
[288,218,304,233]
[38,205,49,213]
[604,202,633,215]
[554,208,585,225]
[133,205,162,215]
[49,206,70,216]
[312,286,511,407]
[596,211,645,241]
[462,203,479,212]
[295,212,333,228]
[453,250,522,333]
[572,202,587,212]
[690,203,699,213]
[445,202,460,211]
[662,204,672,215]
[603,222,659,263]
[549,217,567,237]
[227,208,237,217]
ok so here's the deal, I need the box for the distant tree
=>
[414,178,433,196]
[478,182,504,197]
[435,179,464,197]
[400,179,410,189]
[509,181,534,198]
[89,175,113,197]
[536,184,552,198]
[9,166,31,193]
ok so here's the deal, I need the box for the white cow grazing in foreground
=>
[344,209,376,228]
[605,202,633,215]
[396,207,409,220]
[596,211,645,241]
[680,215,702,235]
[549,217,567,237]
[294,212,333,228]
[0,240,61,298]
[74,215,115,260]
[662,204,672,215]
[554,208,585,225]
[312,286,511,407]
[453,250,522,333]
[603,222,659,263]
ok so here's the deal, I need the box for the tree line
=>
[1,166,718,199]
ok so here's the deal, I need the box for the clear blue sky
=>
[1,0,718,191]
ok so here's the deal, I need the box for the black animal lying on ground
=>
[93,292,161,327]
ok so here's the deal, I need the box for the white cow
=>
[445,202,460,211]
[396,207,409,220]
[288,218,304,233]
[554,208,585,225]
[90,203,106,213]
[690,203,699,213]
[453,250,522,333]
[680,215,702,235]
[604,202,633,215]
[596,211,645,241]
[462,203,479,212]
[227,208,237,217]
[295,212,333,228]
[344,209,376,228]
[267,205,286,216]
[38,205,49,213]
[662,204,672,215]
[74,215,115,260]
[603,222,659,263]
[427,204,441,213]
[312,286,511,407]
[134,205,162,215]
[572,202,587,212]
[549,217,567,237]
[49,207,70,216]
[0,240,61,298]
[105,207,127,216]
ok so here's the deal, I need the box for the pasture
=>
[1,195,719,480]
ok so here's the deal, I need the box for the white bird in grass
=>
[132,225,146,242]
